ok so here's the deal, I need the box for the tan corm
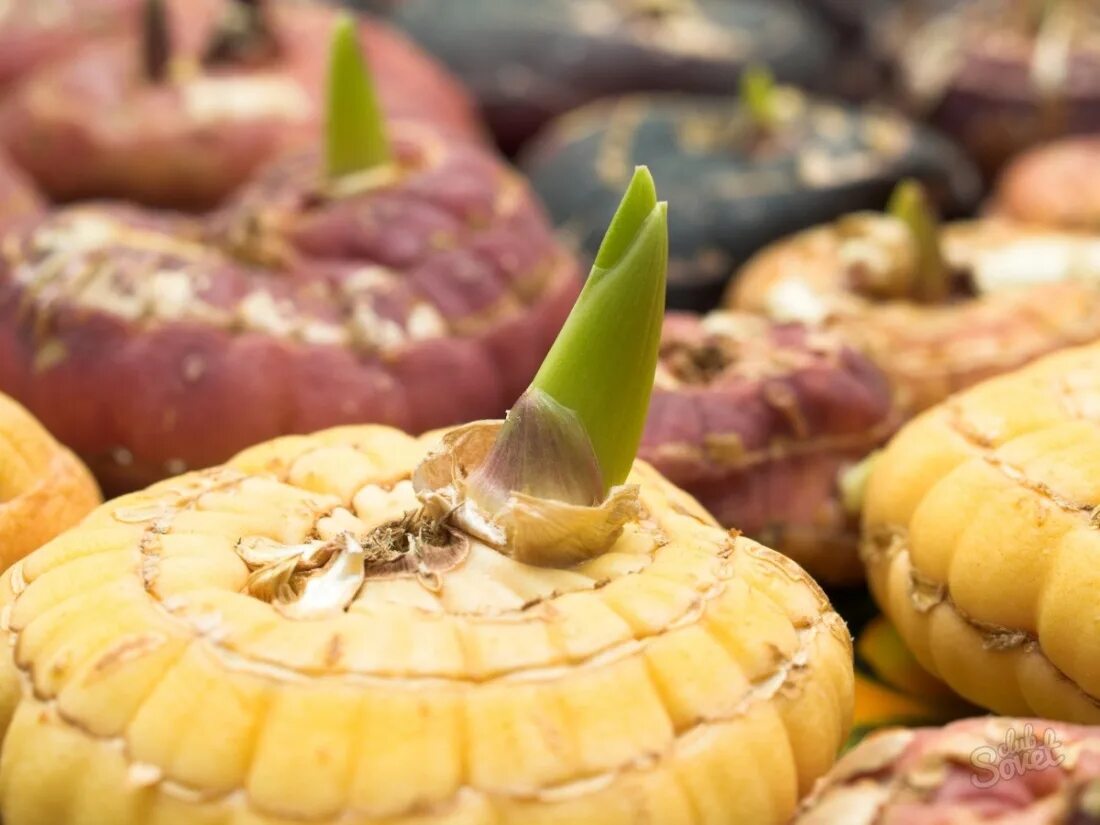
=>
[730,215,1100,413]
[863,341,1100,721]
[0,421,852,824]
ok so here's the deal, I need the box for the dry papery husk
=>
[233,418,641,619]
[240,507,471,618]
[412,421,642,567]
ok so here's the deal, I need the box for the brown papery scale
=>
[412,421,640,568]
[464,389,604,513]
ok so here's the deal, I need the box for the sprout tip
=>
[740,64,778,130]
[468,166,668,509]
[325,14,392,181]
[887,178,947,304]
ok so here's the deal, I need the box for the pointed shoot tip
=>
[471,171,668,511]
[331,13,358,52]
[593,166,658,269]
[887,178,930,218]
[325,14,392,181]
[531,179,668,493]
[887,178,947,303]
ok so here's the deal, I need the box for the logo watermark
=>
[970,723,1065,788]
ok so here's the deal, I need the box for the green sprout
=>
[740,64,779,130]
[469,167,668,509]
[532,167,667,492]
[325,15,392,181]
[887,179,948,303]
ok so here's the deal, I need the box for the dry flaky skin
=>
[991,137,1100,231]
[0,423,853,824]
[0,0,482,208]
[0,123,579,493]
[641,311,901,585]
[729,216,1100,413]
[794,717,1100,824]
[861,342,1100,721]
[0,0,137,90]
[0,392,100,572]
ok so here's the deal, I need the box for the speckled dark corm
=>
[521,91,981,311]
[391,0,838,153]
[0,122,580,494]
[641,311,901,584]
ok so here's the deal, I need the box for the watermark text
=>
[970,723,1065,788]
